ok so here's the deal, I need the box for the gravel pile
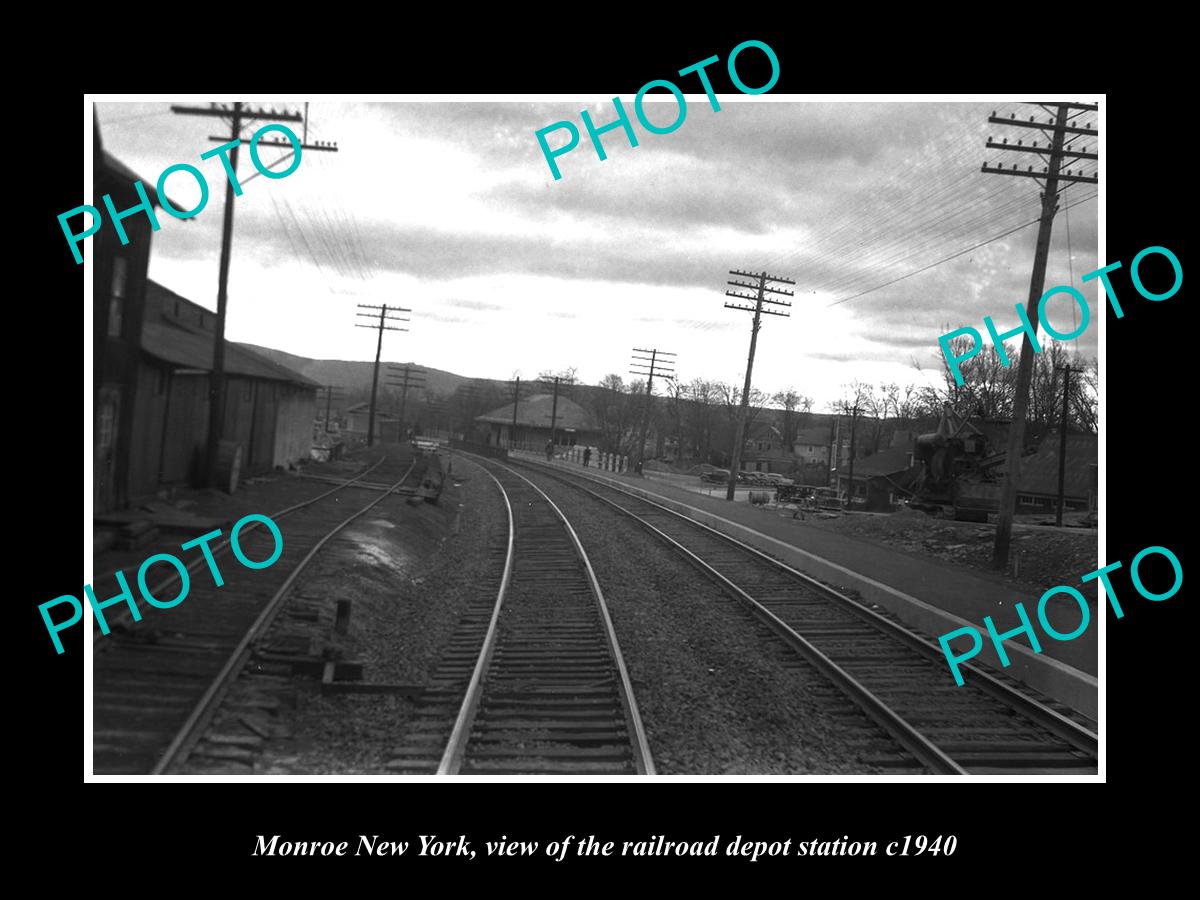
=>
[536,476,885,775]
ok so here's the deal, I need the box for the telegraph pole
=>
[386,364,426,440]
[171,101,337,487]
[545,376,561,450]
[828,414,839,488]
[510,377,522,449]
[982,102,1098,567]
[355,304,410,446]
[630,347,677,475]
[840,408,859,511]
[1054,365,1076,527]
[843,403,860,508]
[723,270,794,500]
[319,385,345,433]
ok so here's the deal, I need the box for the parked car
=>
[700,468,731,484]
[764,473,794,486]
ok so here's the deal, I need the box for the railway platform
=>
[513,452,1098,720]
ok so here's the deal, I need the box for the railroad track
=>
[514,460,1098,776]
[91,448,422,775]
[387,456,653,776]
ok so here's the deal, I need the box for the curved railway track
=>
[91,448,421,774]
[388,456,653,776]
[513,460,1098,776]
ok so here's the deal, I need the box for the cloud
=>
[100,98,1099,410]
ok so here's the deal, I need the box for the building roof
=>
[1015,433,1098,498]
[476,394,596,431]
[793,426,831,446]
[140,282,318,388]
[99,149,165,206]
[846,445,916,479]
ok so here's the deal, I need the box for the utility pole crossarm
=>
[980,166,1098,185]
[724,302,790,317]
[985,141,1097,161]
[729,269,795,285]
[206,137,339,152]
[1032,101,1098,111]
[986,115,1098,137]
[171,105,304,122]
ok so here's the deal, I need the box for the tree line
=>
[340,339,1097,467]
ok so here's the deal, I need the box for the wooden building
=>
[132,281,319,495]
[344,403,402,443]
[476,394,600,450]
[91,120,317,510]
[93,123,162,513]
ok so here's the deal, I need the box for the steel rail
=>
[523,464,962,775]
[601,474,1097,757]
[435,460,514,776]
[439,454,654,776]
[520,459,1097,769]
[150,457,418,775]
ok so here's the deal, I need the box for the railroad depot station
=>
[86,102,1101,778]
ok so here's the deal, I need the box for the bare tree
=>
[679,378,723,464]
[588,374,640,455]
[913,337,1096,434]
[771,388,810,446]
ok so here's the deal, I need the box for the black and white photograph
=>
[78,92,1111,780]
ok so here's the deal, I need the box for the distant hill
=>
[236,342,880,438]
[236,343,504,401]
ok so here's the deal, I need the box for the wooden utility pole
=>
[723,270,794,500]
[630,348,677,475]
[548,376,560,449]
[828,414,839,488]
[510,377,522,448]
[1054,365,1076,527]
[386,364,426,440]
[355,304,410,446]
[171,102,336,486]
[844,403,860,509]
[982,102,1097,567]
[319,385,345,433]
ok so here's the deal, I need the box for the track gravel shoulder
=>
[196,457,507,774]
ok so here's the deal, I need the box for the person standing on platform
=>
[545,439,554,461]
[583,447,592,467]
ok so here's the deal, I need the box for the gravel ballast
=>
[532,471,893,775]
[196,455,508,774]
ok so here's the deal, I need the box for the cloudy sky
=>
[93,97,1099,409]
